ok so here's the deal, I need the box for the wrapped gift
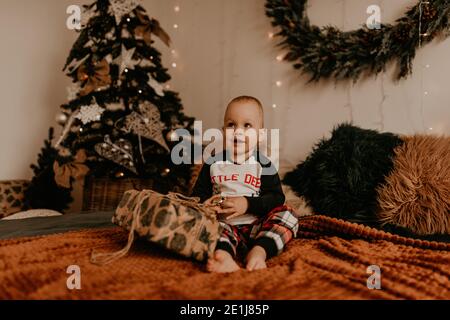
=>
[91,190,221,265]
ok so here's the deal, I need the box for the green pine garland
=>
[265,0,450,82]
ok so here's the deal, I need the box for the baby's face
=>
[222,101,263,161]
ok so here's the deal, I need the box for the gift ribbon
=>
[166,192,216,219]
[91,190,149,265]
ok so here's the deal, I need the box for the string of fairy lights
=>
[267,28,290,165]
[166,3,182,90]
[419,0,433,133]
[267,31,283,111]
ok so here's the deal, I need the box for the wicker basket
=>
[82,176,155,212]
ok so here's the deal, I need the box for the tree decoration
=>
[265,0,450,82]
[75,103,105,125]
[79,2,99,29]
[121,101,170,152]
[134,8,171,47]
[77,59,112,95]
[105,27,116,40]
[55,112,69,125]
[54,113,77,149]
[26,0,196,211]
[66,83,81,101]
[147,76,165,96]
[95,135,137,174]
[53,149,90,189]
[105,100,126,111]
[109,0,141,24]
[114,44,139,75]
[65,54,90,75]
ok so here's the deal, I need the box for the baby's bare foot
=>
[245,245,267,271]
[207,250,240,273]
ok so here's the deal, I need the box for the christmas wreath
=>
[265,0,450,82]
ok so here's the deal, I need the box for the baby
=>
[191,96,298,273]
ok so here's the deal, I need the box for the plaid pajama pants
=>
[215,205,299,259]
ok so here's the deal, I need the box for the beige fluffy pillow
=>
[282,184,314,218]
[377,135,450,235]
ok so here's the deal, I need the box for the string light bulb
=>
[174,5,180,12]
[115,171,125,178]
[419,1,432,134]
[276,81,282,87]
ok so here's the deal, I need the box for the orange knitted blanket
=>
[0,215,449,299]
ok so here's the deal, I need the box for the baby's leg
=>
[246,207,299,271]
[245,245,267,271]
[207,250,240,273]
[207,223,241,273]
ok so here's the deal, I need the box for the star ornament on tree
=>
[114,44,140,75]
[109,0,142,24]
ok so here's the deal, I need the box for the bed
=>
[1,210,449,300]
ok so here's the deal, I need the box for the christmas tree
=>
[26,0,196,211]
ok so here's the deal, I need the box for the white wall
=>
[0,0,78,180]
[1,0,449,182]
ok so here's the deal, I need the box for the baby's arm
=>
[245,170,285,216]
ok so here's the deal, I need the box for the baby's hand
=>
[215,196,248,220]
[203,195,223,215]
[203,194,223,207]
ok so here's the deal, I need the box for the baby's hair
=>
[227,95,264,126]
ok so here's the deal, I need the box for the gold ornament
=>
[56,112,68,125]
